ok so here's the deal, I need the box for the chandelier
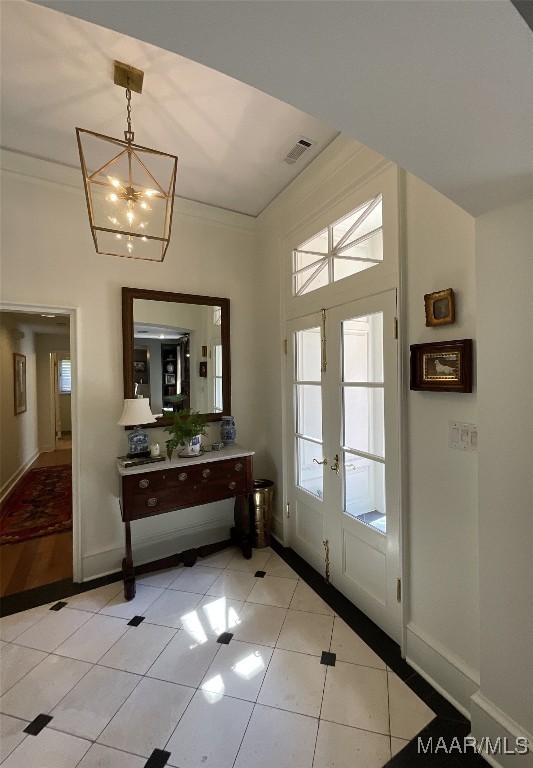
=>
[76,61,178,262]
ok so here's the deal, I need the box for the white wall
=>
[472,198,533,761]
[0,314,39,496]
[404,174,479,710]
[35,334,70,451]
[0,149,261,579]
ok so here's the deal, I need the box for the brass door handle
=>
[313,458,328,466]
[331,455,340,474]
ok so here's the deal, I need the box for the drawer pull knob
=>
[139,479,149,489]
[202,468,211,478]
[229,481,237,490]
[178,472,188,481]
[235,463,243,472]
[147,497,158,507]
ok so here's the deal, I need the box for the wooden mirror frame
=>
[122,287,231,426]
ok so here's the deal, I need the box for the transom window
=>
[292,194,383,297]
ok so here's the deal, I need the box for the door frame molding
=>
[0,301,81,583]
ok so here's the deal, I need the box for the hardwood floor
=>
[0,448,73,597]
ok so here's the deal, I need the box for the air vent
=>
[283,137,316,165]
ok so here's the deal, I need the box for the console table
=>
[117,446,254,600]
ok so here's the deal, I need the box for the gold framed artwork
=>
[410,339,473,392]
[424,288,455,327]
[14,353,27,414]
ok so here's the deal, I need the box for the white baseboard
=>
[0,450,39,503]
[470,692,533,767]
[81,516,234,581]
[406,622,480,718]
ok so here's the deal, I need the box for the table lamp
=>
[118,397,157,458]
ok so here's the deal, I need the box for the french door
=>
[287,290,401,642]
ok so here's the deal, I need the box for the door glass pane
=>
[333,257,377,282]
[294,260,328,296]
[343,387,384,458]
[296,384,322,440]
[299,229,328,254]
[342,313,383,382]
[336,230,383,260]
[294,250,324,272]
[297,438,324,499]
[295,327,321,382]
[332,196,382,247]
[344,452,386,533]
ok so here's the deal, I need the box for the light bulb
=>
[126,241,133,253]
[107,193,118,202]
[144,189,157,197]
[142,236,147,242]
[116,234,122,239]
[126,210,134,225]
[108,176,121,188]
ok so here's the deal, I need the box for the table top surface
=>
[117,444,254,476]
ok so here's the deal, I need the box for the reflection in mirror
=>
[122,288,230,426]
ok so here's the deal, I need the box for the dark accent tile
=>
[254,570,266,578]
[24,714,53,735]
[320,651,336,666]
[49,601,67,611]
[144,749,171,768]
[217,632,233,644]
[128,615,145,627]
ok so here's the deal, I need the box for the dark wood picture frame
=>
[424,288,455,327]
[199,361,207,378]
[14,353,27,414]
[410,339,473,392]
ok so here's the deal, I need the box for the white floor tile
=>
[200,639,273,703]
[143,589,203,628]
[0,605,52,642]
[231,603,287,647]
[169,565,222,593]
[329,617,386,669]
[76,743,146,768]
[289,581,334,615]
[391,736,410,757]
[276,609,334,656]
[321,661,389,734]
[387,671,435,740]
[10,608,92,653]
[146,630,220,687]
[50,665,141,740]
[98,584,164,620]
[0,714,28,763]
[234,704,318,768]
[199,547,239,568]
[1,726,90,768]
[137,567,183,589]
[98,622,176,675]
[246,575,297,608]
[207,570,257,600]
[0,654,92,721]
[257,648,326,717]
[63,584,123,613]
[54,614,129,663]
[226,549,271,573]
[313,719,391,768]
[263,553,299,580]
[98,677,194,758]
[0,643,47,695]
[166,690,253,768]
[191,596,244,637]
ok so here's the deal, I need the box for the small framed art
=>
[199,361,207,378]
[424,288,455,327]
[14,353,27,414]
[410,339,473,392]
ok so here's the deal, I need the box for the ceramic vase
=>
[220,416,236,446]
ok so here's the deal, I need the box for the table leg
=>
[122,520,136,600]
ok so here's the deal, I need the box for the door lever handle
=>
[331,454,340,474]
[313,458,328,466]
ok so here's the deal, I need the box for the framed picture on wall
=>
[165,373,176,385]
[410,339,473,392]
[199,361,207,377]
[424,288,455,326]
[14,353,27,414]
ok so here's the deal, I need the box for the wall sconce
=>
[76,61,178,262]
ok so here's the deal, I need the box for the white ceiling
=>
[1,311,70,336]
[27,0,533,217]
[0,1,339,216]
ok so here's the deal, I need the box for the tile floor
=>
[0,547,437,768]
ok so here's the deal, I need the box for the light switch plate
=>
[449,421,477,452]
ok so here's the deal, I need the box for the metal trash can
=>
[252,479,274,548]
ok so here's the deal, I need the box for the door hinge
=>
[284,338,288,355]
[393,317,398,340]
[286,502,290,519]
[396,577,402,602]
[323,539,330,584]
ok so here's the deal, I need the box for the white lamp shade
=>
[118,397,157,426]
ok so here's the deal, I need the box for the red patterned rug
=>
[0,465,72,545]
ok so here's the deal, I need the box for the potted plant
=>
[164,408,208,459]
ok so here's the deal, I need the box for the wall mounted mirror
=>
[122,287,230,426]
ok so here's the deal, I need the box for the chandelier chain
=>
[124,88,134,143]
